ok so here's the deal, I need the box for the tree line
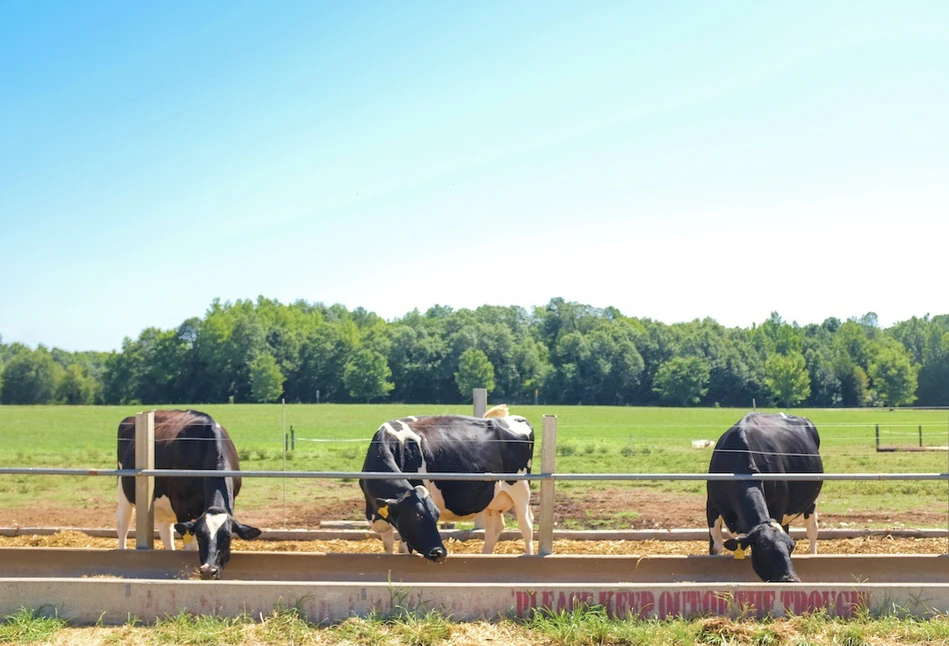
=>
[0,297,945,408]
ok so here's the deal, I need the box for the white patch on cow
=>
[382,421,422,445]
[414,485,430,499]
[405,416,418,422]
[501,416,533,437]
[204,512,228,538]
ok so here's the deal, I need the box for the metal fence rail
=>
[0,467,947,482]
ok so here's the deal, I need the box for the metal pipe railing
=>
[0,467,946,482]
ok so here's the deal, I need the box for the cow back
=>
[708,412,823,521]
[360,414,534,518]
[118,410,242,516]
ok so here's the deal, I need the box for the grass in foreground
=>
[8,606,949,645]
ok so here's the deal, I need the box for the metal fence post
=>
[135,411,155,550]
[539,415,557,556]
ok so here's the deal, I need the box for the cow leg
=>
[707,499,726,555]
[508,480,534,555]
[806,510,819,554]
[371,519,395,554]
[157,522,174,550]
[116,484,135,550]
[481,509,503,554]
[709,516,727,555]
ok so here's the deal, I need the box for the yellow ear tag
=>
[377,505,389,520]
[733,546,746,560]
[183,533,194,546]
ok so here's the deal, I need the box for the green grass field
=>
[1,404,948,527]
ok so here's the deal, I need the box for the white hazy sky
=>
[2,2,947,351]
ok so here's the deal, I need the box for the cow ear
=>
[724,534,753,551]
[231,520,262,540]
[175,521,195,536]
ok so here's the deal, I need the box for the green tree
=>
[0,348,62,404]
[868,345,918,407]
[455,348,496,398]
[248,352,286,403]
[652,356,710,406]
[764,352,811,407]
[342,348,394,402]
[57,364,98,404]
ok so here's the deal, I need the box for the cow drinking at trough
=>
[116,409,261,579]
[360,407,535,561]
[706,412,823,583]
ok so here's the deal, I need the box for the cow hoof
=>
[199,565,221,580]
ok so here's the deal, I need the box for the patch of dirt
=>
[553,488,706,529]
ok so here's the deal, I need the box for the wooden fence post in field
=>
[135,410,155,550]
[473,389,487,418]
[539,415,557,556]
[471,389,489,530]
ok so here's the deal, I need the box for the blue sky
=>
[2,2,947,352]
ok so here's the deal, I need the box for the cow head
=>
[175,506,262,579]
[724,520,799,582]
[375,485,447,563]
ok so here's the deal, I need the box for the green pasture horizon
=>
[1,404,948,526]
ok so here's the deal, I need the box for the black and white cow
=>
[706,412,823,582]
[360,409,535,561]
[116,409,261,579]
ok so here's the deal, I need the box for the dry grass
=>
[2,532,948,556]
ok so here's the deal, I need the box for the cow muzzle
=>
[199,564,222,580]
[427,547,447,563]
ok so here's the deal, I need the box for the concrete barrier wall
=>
[5,549,949,584]
[4,578,949,624]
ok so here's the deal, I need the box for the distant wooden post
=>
[135,411,155,550]
[473,388,487,418]
[920,425,923,448]
[472,389,489,530]
[875,424,880,451]
[539,415,557,556]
